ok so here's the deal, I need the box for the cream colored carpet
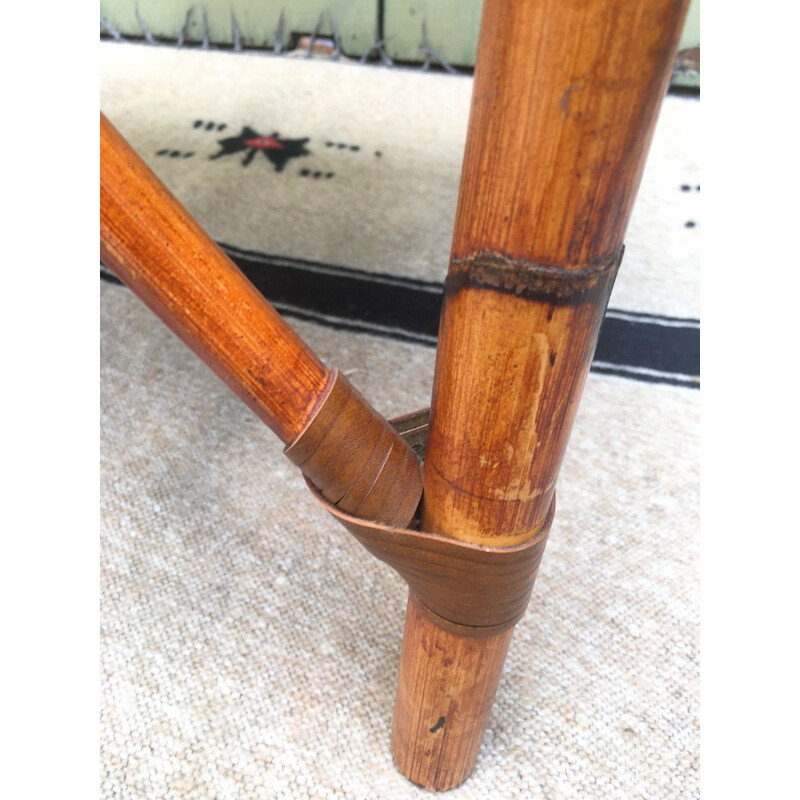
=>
[100,42,699,799]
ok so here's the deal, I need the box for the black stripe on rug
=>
[101,243,699,389]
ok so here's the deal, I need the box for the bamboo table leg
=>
[391,0,690,789]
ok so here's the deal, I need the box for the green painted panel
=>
[99,0,699,83]
[384,0,483,68]
[679,0,700,51]
[384,0,699,72]
[99,1,378,54]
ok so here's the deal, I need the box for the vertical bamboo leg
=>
[392,596,514,789]
[391,0,690,789]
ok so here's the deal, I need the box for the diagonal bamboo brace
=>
[100,112,423,527]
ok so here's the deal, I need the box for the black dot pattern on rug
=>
[325,141,361,152]
[156,149,195,159]
[680,184,699,229]
[298,169,336,179]
[194,120,227,131]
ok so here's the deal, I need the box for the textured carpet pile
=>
[100,42,699,799]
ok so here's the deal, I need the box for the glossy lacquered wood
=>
[392,0,690,789]
[451,0,687,267]
[101,112,329,444]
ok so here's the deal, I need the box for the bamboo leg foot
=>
[391,593,513,790]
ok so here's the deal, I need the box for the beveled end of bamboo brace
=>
[284,369,423,528]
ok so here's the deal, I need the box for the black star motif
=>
[209,125,311,171]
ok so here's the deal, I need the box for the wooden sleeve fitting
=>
[284,369,424,529]
[296,407,553,638]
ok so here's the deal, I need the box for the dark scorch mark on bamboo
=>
[429,716,446,733]
[445,248,623,307]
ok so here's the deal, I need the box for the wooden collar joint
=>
[284,369,424,528]
[289,396,553,638]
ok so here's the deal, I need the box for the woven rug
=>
[100,41,699,799]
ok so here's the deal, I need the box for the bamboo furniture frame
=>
[101,0,689,789]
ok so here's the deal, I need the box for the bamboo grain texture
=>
[393,0,691,789]
[101,113,426,531]
[100,112,330,444]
